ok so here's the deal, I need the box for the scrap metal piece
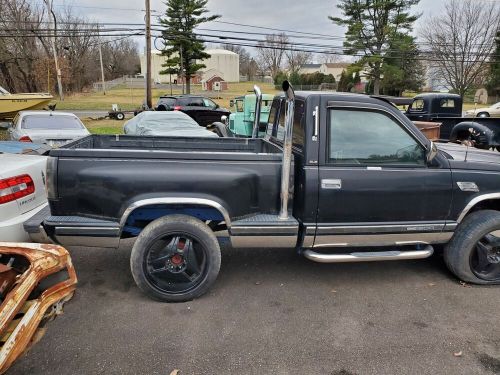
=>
[0,242,77,374]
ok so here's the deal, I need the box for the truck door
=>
[314,101,453,248]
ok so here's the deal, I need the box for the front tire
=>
[444,210,500,284]
[130,215,221,302]
[477,112,490,118]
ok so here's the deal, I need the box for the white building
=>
[319,63,350,81]
[140,48,239,84]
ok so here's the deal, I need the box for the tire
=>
[115,112,125,120]
[156,105,166,111]
[444,210,500,285]
[477,112,490,118]
[130,214,221,302]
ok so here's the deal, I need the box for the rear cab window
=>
[274,99,306,152]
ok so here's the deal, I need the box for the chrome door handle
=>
[321,179,342,190]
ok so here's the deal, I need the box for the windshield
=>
[22,115,84,130]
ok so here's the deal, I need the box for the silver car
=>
[124,111,218,138]
[8,111,90,147]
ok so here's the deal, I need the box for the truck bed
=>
[51,134,283,161]
[47,135,290,230]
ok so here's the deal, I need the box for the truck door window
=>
[328,109,425,166]
[410,99,424,111]
[236,100,244,112]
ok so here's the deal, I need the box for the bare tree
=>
[256,33,288,79]
[421,0,500,97]
[286,49,311,74]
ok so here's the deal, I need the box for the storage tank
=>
[202,49,240,82]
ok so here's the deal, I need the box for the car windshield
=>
[22,115,84,130]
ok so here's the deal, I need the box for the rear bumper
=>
[0,203,49,242]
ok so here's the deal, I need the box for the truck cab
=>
[228,93,274,137]
[405,93,463,121]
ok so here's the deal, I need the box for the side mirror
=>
[0,122,11,130]
[229,100,234,108]
[426,141,438,164]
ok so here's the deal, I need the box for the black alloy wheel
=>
[470,231,500,282]
[144,233,207,295]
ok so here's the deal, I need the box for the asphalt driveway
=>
[9,242,500,375]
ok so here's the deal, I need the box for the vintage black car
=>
[405,93,500,150]
[155,95,231,127]
[31,83,500,302]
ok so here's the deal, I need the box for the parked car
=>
[155,95,230,127]
[0,152,47,242]
[0,140,50,155]
[7,111,90,147]
[404,93,500,149]
[464,102,500,118]
[124,111,218,138]
[32,82,500,303]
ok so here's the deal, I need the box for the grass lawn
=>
[82,119,125,134]
[56,81,279,112]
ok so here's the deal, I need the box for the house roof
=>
[323,63,350,69]
[300,64,322,69]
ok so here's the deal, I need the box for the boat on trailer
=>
[0,86,53,120]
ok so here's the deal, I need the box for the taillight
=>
[173,106,182,111]
[0,175,35,204]
[19,136,32,142]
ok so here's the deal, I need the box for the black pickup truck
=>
[405,93,500,149]
[33,82,500,302]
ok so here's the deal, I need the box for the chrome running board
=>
[303,246,434,263]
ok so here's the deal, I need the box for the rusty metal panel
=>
[0,242,77,374]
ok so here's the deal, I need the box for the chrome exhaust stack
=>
[279,81,295,220]
[252,85,262,139]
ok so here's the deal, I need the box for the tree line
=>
[0,0,140,94]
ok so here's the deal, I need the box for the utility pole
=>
[145,0,152,109]
[97,25,106,95]
[44,0,63,100]
[179,45,184,95]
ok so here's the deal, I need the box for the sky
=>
[52,0,445,60]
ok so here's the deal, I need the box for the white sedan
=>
[0,151,48,242]
[7,111,90,147]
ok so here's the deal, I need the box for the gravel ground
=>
[9,242,500,375]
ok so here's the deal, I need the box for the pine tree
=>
[159,0,220,94]
[330,0,420,95]
[487,31,500,97]
[381,33,425,96]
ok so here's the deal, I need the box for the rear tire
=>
[444,210,500,284]
[115,112,125,120]
[130,215,221,302]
